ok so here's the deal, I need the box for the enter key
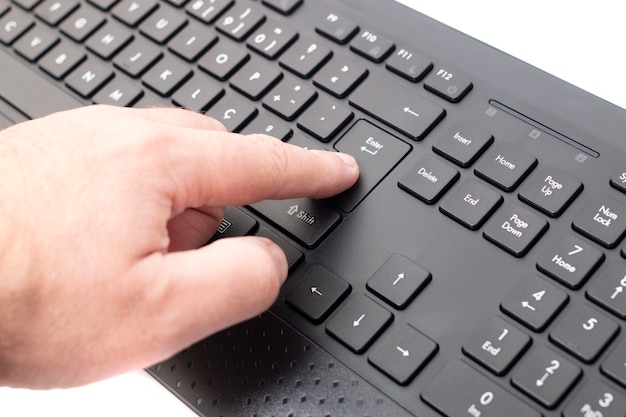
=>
[328,120,412,212]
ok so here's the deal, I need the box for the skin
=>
[0,105,359,389]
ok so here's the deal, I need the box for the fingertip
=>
[146,236,290,350]
[253,237,289,286]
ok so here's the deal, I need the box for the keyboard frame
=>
[1,0,626,415]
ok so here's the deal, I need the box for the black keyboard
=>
[2,0,626,416]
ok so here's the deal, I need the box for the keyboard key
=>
[34,0,78,26]
[13,23,58,61]
[240,112,292,141]
[601,337,626,388]
[184,0,232,24]
[279,36,332,79]
[518,165,583,217]
[421,360,541,417]
[562,378,626,417]
[171,72,223,112]
[398,155,459,204]
[38,39,85,78]
[501,273,568,332]
[572,194,626,248]
[85,20,133,59]
[206,206,258,243]
[139,6,187,44]
[462,316,531,376]
[285,264,350,323]
[366,253,431,310]
[329,120,411,212]
[0,46,83,119]
[483,203,548,257]
[215,2,264,41]
[296,94,353,142]
[59,4,105,42]
[262,76,316,120]
[368,323,437,385]
[424,65,473,103]
[439,177,503,230]
[205,92,257,132]
[586,262,626,319]
[349,76,445,141]
[197,38,249,81]
[229,56,282,100]
[167,21,216,61]
[315,11,358,44]
[256,227,302,272]
[511,346,582,408]
[549,303,618,363]
[111,0,157,27]
[261,0,301,15]
[609,161,626,194]
[286,133,324,151]
[65,58,114,97]
[312,56,368,98]
[432,120,494,168]
[0,8,34,45]
[142,54,192,96]
[536,234,604,289]
[113,37,162,77]
[326,294,393,353]
[474,142,538,192]
[385,47,432,82]
[247,19,297,60]
[250,197,341,249]
[93,74,143,106]
[350,28,394,63]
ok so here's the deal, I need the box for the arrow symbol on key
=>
[392,273,405,286]
[360,146,378,156]
[611,286,623,299]
[522,301,536,311]
[353,314,365,327]
[404,107,420,117]
[536,372,549,387]
[396,346,410,357]
[311,287,323,296]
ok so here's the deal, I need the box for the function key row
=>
[316,11,472,103]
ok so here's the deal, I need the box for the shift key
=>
[250,198,341,249]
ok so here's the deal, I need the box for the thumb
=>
[145,236,287,354]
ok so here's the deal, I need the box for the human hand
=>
[0,105,358,389]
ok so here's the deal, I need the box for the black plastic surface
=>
[2,0,626,415]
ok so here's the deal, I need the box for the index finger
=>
[161,128,359,211]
